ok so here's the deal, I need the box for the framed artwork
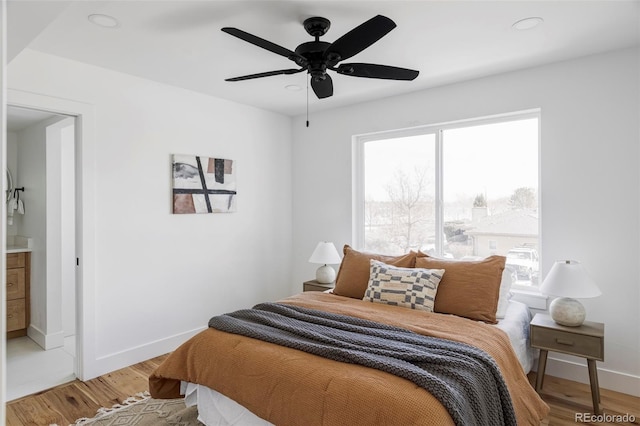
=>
[172,154,236,214]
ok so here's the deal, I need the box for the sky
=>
[364,117,539,203]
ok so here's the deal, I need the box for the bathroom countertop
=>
[6,235,33,253]
[6,245,33,253]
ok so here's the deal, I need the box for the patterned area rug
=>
[67,392,203,425]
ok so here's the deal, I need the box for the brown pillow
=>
[414,255,505,323]
[333,245,416,299]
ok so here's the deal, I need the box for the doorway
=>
[5,105,77,400]
[3,88,96,401]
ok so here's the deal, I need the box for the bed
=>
[150,248,549,425]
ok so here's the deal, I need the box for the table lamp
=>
[308,242,341,284]
[540,260,601,326]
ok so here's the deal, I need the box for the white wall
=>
[59,123,75,337]
[17,117,50,340]
[7,49,294,378]
[44,116,76,346]
[6,131,18,236]
[15,115,75,349]
[292,47,640,396]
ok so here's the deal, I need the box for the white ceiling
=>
[7,1,640,117]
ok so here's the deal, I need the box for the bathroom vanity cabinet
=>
[6,251,30,339]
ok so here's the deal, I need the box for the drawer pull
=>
[7,314,13,319]
[556,338,574,346]
[7,282,13,287]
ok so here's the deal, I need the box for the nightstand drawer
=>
[531,326,603,360]
[303,280,334,292]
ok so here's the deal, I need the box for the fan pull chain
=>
[306,76,310,127]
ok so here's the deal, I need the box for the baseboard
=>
[534,354,640,397]
[27,325,64,350]
[82,326,206,381]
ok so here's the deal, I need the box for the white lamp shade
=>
[308,242,341,265]
[540,260,601,299]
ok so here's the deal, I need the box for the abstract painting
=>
[172,154,236,214]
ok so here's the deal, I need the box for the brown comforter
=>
[149,292,549,425]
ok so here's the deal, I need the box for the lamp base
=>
[549,297,586,326]
[315,264,336,284]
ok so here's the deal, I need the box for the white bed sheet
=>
[495,299,535,374]
[182,381,272,426]
[182,299,535,426]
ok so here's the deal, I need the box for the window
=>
[354,111,540,286]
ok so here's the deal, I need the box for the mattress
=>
[180,299,535,426]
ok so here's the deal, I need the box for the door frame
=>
[5,89,96,381]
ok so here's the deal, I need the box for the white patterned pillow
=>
[363,259,445,312]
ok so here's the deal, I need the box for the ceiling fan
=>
[221,15,419,99]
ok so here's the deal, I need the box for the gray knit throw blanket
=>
[208,302,516,426]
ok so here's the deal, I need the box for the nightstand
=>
[303,280,334,292]
[530,313,604,414]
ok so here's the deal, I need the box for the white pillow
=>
[495,268,514,319]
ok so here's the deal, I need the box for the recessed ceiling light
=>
[88,14,120,29]
[512,17,544,31]
[285,84,302,91]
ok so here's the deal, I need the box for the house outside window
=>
[353,110,540,287]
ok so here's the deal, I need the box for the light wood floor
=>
[526,373,640,425]
[5,355,640,425]
[5,354,170,426]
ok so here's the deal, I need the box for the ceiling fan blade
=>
[324,15,396,64]
[225,68,306,82]
[221,27,307,65]
[336,63,419,80]
[311,74,333,99]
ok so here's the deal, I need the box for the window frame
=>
[352,109,541,288]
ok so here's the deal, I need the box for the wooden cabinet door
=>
[6,268,26,300]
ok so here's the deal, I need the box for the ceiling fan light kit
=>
[221,14,419,100]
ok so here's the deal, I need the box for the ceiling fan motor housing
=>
[295,41,332,80]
